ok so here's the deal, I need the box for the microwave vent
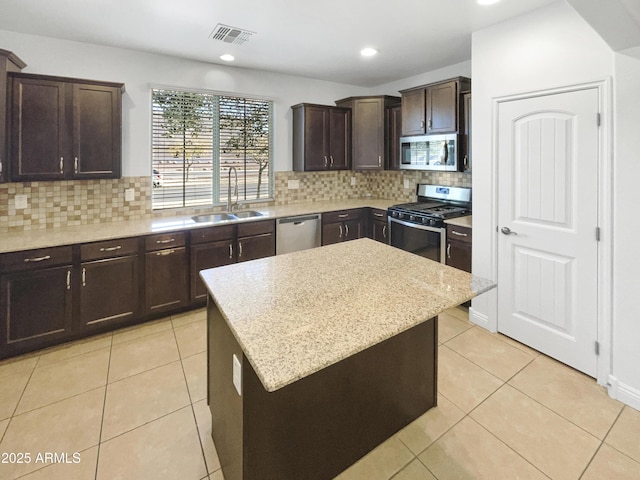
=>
[210,24,255,45]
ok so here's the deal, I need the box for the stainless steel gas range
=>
[387,184,471,263]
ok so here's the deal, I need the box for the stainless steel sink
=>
[232,210,264,219]
[191,213,236,223]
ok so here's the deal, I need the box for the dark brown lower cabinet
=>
[1,264,73,358]
[445,224,472,273]
[80,256,139,331]
[191,240,234,304]
[369,208,388,244]
[322,209,363,245]
[237,233,275,263]
[145,247,188,315]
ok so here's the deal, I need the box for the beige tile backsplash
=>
[0,170,471,233]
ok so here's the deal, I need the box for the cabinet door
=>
[145,247,188,315]
[371,220,388,243]
[463,92,471,172]
[80,256,139,331]
[352,98,384,170]
[343,219,362,241]
[10,77,68,181]
[73,83,121,178]
[446,240,472,273]
[401,88,425,136]
[191,240,235,304]
[426,81,457,134]
[322,222,343,246]
[237,232,275,263]
[1,265,72,358]
[304,105,329,171]
[328,108,350,170]
[387,106,402,170]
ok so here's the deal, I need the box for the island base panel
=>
[208,300,437,480]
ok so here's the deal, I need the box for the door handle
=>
[501,227,518,235]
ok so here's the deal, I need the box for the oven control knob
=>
[409,215,416,222]
[429,219,437,226]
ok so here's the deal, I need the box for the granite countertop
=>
[0,199,395,254]
[444,215,472,228]
[201,238,495,392]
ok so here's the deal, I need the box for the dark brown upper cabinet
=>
[8,72,124,182]
[387,105,402,170]
[0,50,26,183]
[335,96,400,171]
[292,103,350,171]
[400,77,470,136]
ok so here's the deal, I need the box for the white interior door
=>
[497,87,599,377]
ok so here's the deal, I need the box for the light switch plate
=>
[124,188,135,202]
[403,179,410,189]
[15,194,28,210]
[287,179,300,190]
[350,176,356,186]
[232,354,242,396]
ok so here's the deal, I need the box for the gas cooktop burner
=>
[388,185,471,228]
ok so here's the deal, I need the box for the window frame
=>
[150,85,275,211]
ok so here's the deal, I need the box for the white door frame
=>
[486,79,613,387]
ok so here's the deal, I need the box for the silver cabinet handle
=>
[59,157,64,174]
[345,224,349,237]
[156,238,175,244]
[66,270,71,290]
[374,212,384,218]
[238,241,243,258]
[324,156,328,167]
[501,227,518,235]
[156,249,175,256]
[24,255,51,263]
[229,244,233,259]
[82,267,86,287]
[338,214,349,218]
[74,157,79,174]
[428,118,432,129]
[330,156,334,166]
[421,119,425,130]
[447,243,451,259]
[339,225,343,238]
[0,160,3,175]
[382,225,387,239]
[100,245,122,252]
[451,230,468,237]
[378,156,382,167]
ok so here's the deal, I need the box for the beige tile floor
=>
[0,307,638,480]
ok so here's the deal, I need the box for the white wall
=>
[612,52,640,407]
[469,1,640,399]
[375,60,471,96]
[0,30,369,176]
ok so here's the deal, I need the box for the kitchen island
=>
[201,238,494,480]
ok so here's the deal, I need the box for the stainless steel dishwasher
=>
[276,214,321,255]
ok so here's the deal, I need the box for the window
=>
[151,88,273,210]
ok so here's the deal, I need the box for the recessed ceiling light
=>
[477,0,500,5]
[360,48,378,57]
[220,54,235,62]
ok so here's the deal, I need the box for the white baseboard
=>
[607,375,640,411]
[469,307,495,332]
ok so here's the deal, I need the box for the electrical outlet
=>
[403,179,410,189]
[15,194,28,210]
[350,176,356,186]
[124,188,135,202]
[287,179,300,190]
[232,354,242,396]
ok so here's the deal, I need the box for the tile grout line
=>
[94,333,114,480]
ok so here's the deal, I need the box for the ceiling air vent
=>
[210,24,255,45]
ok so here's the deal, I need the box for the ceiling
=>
[0,0,565,87]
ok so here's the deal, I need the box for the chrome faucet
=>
[227,166,238,212]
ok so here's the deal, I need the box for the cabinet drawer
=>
[446,225,472,244]
[237,220,275,238]
[1,246,73,272]
[191,225,235,245]
[145,232,186,251]
[322,209,362,224]
[369,208,387,221]
[81,237,139,261]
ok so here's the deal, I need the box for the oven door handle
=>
[388,217,444,233]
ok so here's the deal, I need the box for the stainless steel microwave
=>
[399,134,463,171]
